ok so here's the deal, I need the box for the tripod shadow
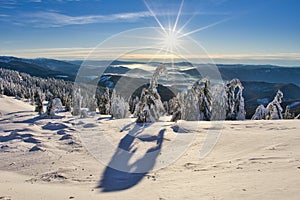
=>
[98,124,165,192]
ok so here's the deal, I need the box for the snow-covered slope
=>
[0,95,299,200]
[0,95,34,115]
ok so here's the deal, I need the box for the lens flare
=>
[164,30,180,50]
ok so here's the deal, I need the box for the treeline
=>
[0,67,133,117]
[0,68,72,109]
[0,67,298,120]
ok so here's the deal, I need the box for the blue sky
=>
[0,0,299,65]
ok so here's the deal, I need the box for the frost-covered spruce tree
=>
[34,89,44,115]
[252,90,284,120]
[64,93,72,112]
[97,87,111,114]
[174,79,212,121]
[88,96,97,112]
[225,79,245,120]
[283,105,294,119]
[129,96,139,114]
[198,79,212,120]
[210,85,227,120]
[266,90,284,120]
[30,89,35,106]
[72,88,82,116]
[47,98,63,117]
[0,80,4,96]
[168,97,180,115]
[163,101,169,115]
[169,97,181,122]
[110,89,130,119]
[251,104,268,120]
[135,65,168,123]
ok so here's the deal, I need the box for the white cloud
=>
[28,0,42,2]
[2,47,300,64]
[19,11,151,27]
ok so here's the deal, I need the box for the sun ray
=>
[173,0,185,32]
[143,0,167,34]
[178,17,231,39]
[177,12,196,34]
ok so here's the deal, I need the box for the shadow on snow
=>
[98,123,165,192]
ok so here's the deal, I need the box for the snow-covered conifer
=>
[47,98,63,116]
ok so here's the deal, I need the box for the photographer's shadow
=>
[98,124,165,192]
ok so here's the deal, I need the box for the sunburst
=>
[143,0,230,61]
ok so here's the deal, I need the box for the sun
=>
[144,0,230,52]
[164,30,180,50]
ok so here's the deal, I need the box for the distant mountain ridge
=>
[180,64,300,86]
[0,56,75,80]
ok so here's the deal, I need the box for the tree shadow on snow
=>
[15,115,64,124]
[0,131,40,144]
[98,124,165,192]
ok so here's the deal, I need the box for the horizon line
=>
[0,55,300,68]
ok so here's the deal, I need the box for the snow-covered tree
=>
[283,105,294,119]
[251,104,268,120]
[64,93,72,112]
[225,79,245,120]
[110,89,130,119]
[129,95,139,114]
[46,98,63,116]
[0,79,4,96]
[72,88,82,116]
[210,85,227,120]
[173,78,212,121]
[266,90,283,120]
[252,90,284,120]
[97,87,111,115]
[135,64,167,123]
[88,96,97,112]
[34,89,44,115]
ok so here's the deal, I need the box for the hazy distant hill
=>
[180,64,300,86]
[32,58,80,75]
[0,56,73,80]
[218,65,300,86]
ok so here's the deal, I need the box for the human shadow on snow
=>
[98,124,165,192]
